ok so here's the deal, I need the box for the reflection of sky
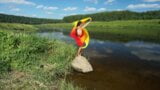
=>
[125,41,160,61]
[87,39,132,58]
[90,40,160,62]
[37,32,160,62]
[37,32,74,43]
[87,39,114,57]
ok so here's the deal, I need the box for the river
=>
[37,31,160,90]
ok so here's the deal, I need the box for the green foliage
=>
[0,31,77,89]
[0,13,63,24]
[63,10,160,22]
[0,23,38,32]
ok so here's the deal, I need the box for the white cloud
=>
[105,0,115,4]
[36,5,58,10]
[0,0,36,5]
[10,8,21,12]
[84,7,107,12]
[84,0,98,4]
[46,11,53,15]
[127,3,160,9]
[43,6,58,10]
[63,7,77,11]
[143,0,160,2]
[84,6,96,12]
[98,8,106,11]
[36,5,44,9]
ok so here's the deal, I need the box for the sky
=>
[0,0,160,19]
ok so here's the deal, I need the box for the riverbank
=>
[1,19,160,42]
[36,19,160,42]
[0,30,82,90]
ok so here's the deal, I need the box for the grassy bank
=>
[0,30,81,90]
[0,23,38,32]
[36,19,160,31]
[0,19,160,42]
[36,19,160,42]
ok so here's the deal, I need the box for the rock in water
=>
[71,55,93,73]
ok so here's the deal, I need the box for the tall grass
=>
[0,30,80,89]
[58,79,83,90]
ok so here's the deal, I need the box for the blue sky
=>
[0,0,160,19]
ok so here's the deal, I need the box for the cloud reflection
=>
[125,41,160,61]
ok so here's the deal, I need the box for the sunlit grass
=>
[0,30,79,89]
[0,23,38,32]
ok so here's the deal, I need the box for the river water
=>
[37,32,160,90]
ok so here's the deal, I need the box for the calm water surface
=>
[38,32,160,90]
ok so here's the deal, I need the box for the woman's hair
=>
[77,21,82,27]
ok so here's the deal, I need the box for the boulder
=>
[71,55,93,73]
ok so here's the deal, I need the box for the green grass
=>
[35,19,160,31]
[0,30,81,90]
[35,19,160,42]
[58,79,83,90]
[0,23,38,32]
[0,19,160,42]
[88,20,160,36]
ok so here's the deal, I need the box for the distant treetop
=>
[63,10,160,22]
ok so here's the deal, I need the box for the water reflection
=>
[125,41,160,61]
[37,31,160,90]
[83,39,160,63]
[37,32,72,42]
[37,31,160,62]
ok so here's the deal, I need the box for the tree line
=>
[0,14,62,24]
[63,10,160,22]
[0,10,160,24]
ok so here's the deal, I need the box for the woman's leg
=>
[77,47,83,56]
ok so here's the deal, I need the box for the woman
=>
[70,17,92,56]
